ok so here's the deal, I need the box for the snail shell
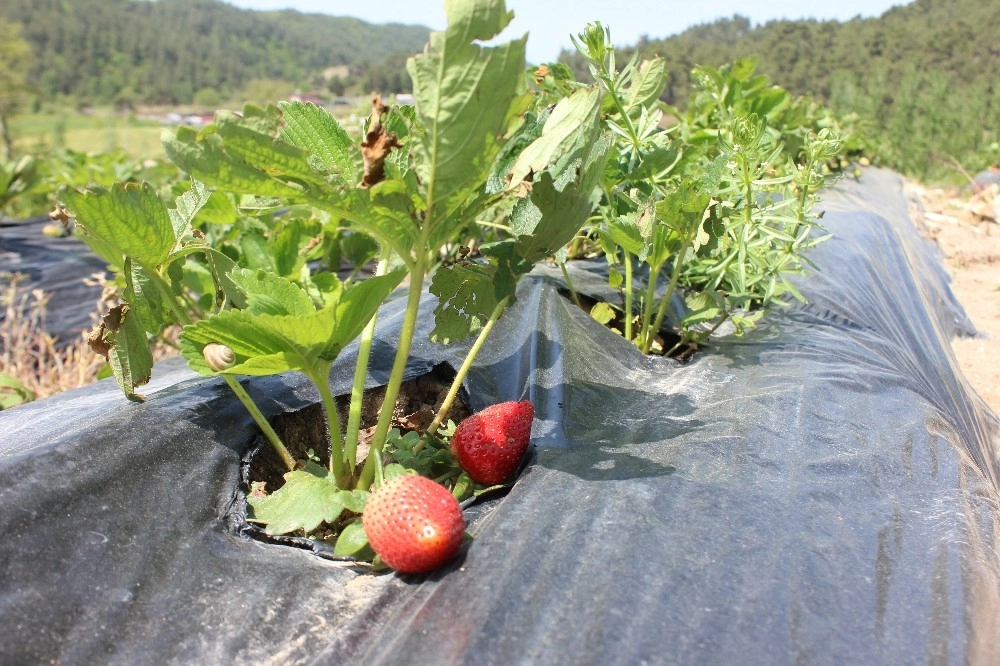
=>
[202,343,235,372]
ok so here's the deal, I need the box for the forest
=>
[0,0,430,104]
[593,0,1000,180]
[0,0,998,180]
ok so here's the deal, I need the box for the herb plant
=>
[541,27,844,356]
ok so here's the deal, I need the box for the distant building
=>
[162,112,214,127]
[289,93,327,106]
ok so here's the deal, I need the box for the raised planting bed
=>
[1,168,999,664]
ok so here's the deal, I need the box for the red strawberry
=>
[451,400,534,485]
[362,474,465,574]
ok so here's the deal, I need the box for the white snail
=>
[202,343,235,372]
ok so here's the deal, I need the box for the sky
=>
[225,0,907,64]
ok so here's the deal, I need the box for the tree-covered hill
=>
[567,0,1000,180]
[0,0,430,104]
[612,0,998,107]
[3,0,997,180]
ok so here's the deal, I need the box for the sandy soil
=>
[908,180,1000,415]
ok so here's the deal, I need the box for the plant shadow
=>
[472,309,703,483]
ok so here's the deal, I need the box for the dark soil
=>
[565,287,695,361]
[245,363,471,493]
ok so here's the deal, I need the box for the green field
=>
[10,111,166,159]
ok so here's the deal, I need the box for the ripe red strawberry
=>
[451,400,534,485]
[362,474,465,574]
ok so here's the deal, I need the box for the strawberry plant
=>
[51,1,858,573]
[55,0,604,568]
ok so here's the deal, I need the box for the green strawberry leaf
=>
[430,89,607,344]
[179,259,217,312]
[505,88,609,264]
[429,259,509,343]
[278,100,357,184]
[657,183,711,228]
[271,217,322,278]
[485,109,546,195]
[682,290,725,326]
[190,189,239,228]
[510,148,610,264]
[451,472,474,502]
[407,0,526,229]
[213,111,325,187]
[381,464,409,482]
[319,267,406,358]
[180,308,309,375]
[169,179,213,238]
[124,259,170,334]
[205,249,246,310]
[347,180,421,261]
[238,103,285,132]
[179,268,405,376]
[507,87,604,189]
[510,157,606,264]
[226,268,317,317]
[247,462,345,535]
[333,520,371,557]
[163,126,306,200]
[603,214,645,256]
[341,489,370,514]
[59,182,176,268]
[238,229,278,273]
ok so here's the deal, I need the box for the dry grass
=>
[0,272,108,408]
[0,271,183,410]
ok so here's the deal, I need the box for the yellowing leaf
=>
[590,302,616,325]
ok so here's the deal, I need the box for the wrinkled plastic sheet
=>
[1,168,998,665]
[972,169,1000,191]
[0,217,107,344]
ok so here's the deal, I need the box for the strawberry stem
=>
[622,250,633,342]
[357,263,427,491]
[312,364,346,484]
[222,374,296,472]
[343,254,390,475]
[559,261,582,310]
[147,260,298,471]
[426,296,509,437]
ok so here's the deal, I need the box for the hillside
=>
[617,0,999,106]
[3,0,998,181]
[583,0,1000,181]
[0,0,430,104]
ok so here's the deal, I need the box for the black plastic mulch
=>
[1,168,998,665]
